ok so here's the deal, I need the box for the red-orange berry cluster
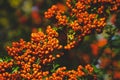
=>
[56,12,68,26]
[0,27,94,80]
[45,5,68,26]
[0,60,21,80]
[66,0,72,9]
[2,26,64,79]
[64,41,76,50]
[46,64,93,80]
[44,5,58,18]
[0,61,13,73]
[85,64,94,74]
[44,0,120,50]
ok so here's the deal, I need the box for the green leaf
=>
[51,64,60,73]
[12,66,19,73]
[35,58,40,64]
[3,57,12,62]
[0,58,3,62]
[92,65,101,73]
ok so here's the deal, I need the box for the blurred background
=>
[0,0,120,80]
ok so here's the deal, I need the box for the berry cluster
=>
[1,26,63,79]
[44,5,58,18]
[0,26,94,79]
[45,5,68,26]
[44,0,120,50]
[46,64,94,80]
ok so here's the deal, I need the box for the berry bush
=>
[0,0,120,80]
